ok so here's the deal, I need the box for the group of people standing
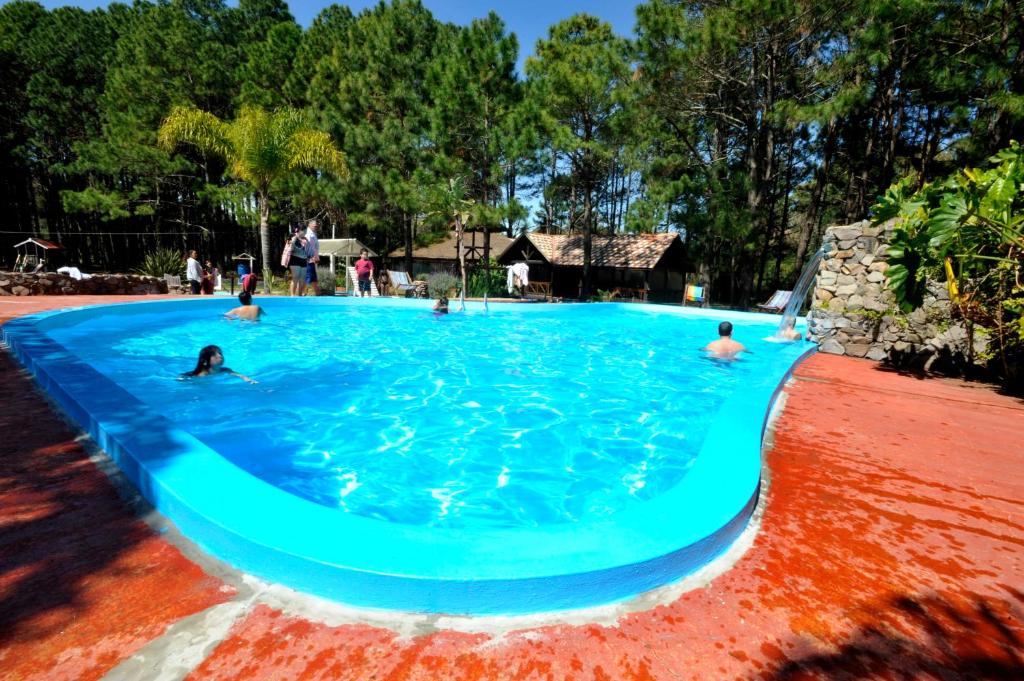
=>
[281,219,321,296]
[185,250,220,295]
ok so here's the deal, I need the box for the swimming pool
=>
[3,298,813,614]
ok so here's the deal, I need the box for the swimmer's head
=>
[239,292,252,305]
[718,321,733,337]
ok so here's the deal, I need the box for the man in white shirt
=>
[186,250,202,295]
[301,219,320,296]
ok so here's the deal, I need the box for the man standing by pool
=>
[302,219,320,296]
[186,250,203,295]
[355,248,374,297]
[704,321,747,358]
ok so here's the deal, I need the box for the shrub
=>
[425,271,460,298]
[316,267,334,295]
[135,248,185,278]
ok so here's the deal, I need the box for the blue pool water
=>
[48,302,793,529]
[5,298,813,613]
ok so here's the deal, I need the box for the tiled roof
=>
[388,231,514,261]
[524,233,681,268]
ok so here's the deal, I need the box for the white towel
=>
[57,266,91,280]
[513,262,529,288]
[506,262,530,294]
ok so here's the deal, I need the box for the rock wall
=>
[0,271,168,296]
[808,221,986,370]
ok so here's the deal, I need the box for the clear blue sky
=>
[29,0,642,73]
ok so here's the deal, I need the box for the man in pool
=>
[704,321,747,358]
[225,291,265,321]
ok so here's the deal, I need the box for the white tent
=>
[317,239,376,292]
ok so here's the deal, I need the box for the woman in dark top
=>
[181,345,256,383]
[287,226,308,296]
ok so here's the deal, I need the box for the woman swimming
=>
[181,344,256,383]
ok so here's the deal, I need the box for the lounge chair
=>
[757,289,792,313]
[683,284,706,307]
[387,270,426,298]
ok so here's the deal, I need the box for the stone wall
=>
[808,220,987,370]
[0,271,168,296]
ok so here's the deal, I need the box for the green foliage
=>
[134,248,185,278]
[525,13,631,295]
[158,104,347,289]
[424,271,460,299]
[2,0,1023,310]
[467,259,505,297]
[872,141,1024,385]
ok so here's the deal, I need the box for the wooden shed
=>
[387,230,514,277]
[497,232,690,302]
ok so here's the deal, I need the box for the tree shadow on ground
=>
[872,345,1024,401]
[765,590,1024,680]
[0,348,165,648]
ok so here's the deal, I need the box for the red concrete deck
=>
[1,295,1022,680]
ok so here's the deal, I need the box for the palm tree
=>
[158,105,348,292]
[427,177,474,307]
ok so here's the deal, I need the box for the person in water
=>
[181,345,256,383]
[704,321,748,358]
[433,295,449,315]
[776,318,803,341]
[225,292,264,321]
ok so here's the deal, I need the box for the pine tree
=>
[526,14,630,298]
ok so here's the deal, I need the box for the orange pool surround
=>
[1,295,1021,680]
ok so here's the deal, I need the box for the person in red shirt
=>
[355,248,374,297]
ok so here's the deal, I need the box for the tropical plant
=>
[424,177,475,297]
[134,248,185,278]
[157,105,347,291]
[872,141,1024,385]
[467,258,506,297]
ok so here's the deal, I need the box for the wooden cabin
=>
[497,232,690,302]
[387,230,514,277]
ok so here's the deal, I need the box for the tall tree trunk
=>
[581,184,593,299]
[258,191,272,293]
[456,217,467,299]
[795,119,836,271]
[403,210,413,275]
[772,137,796,285]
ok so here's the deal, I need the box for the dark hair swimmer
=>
[181,344,256,383]
[225,292,265,321]
[704,320,747,358]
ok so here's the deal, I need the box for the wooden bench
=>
[524,281,551,300]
